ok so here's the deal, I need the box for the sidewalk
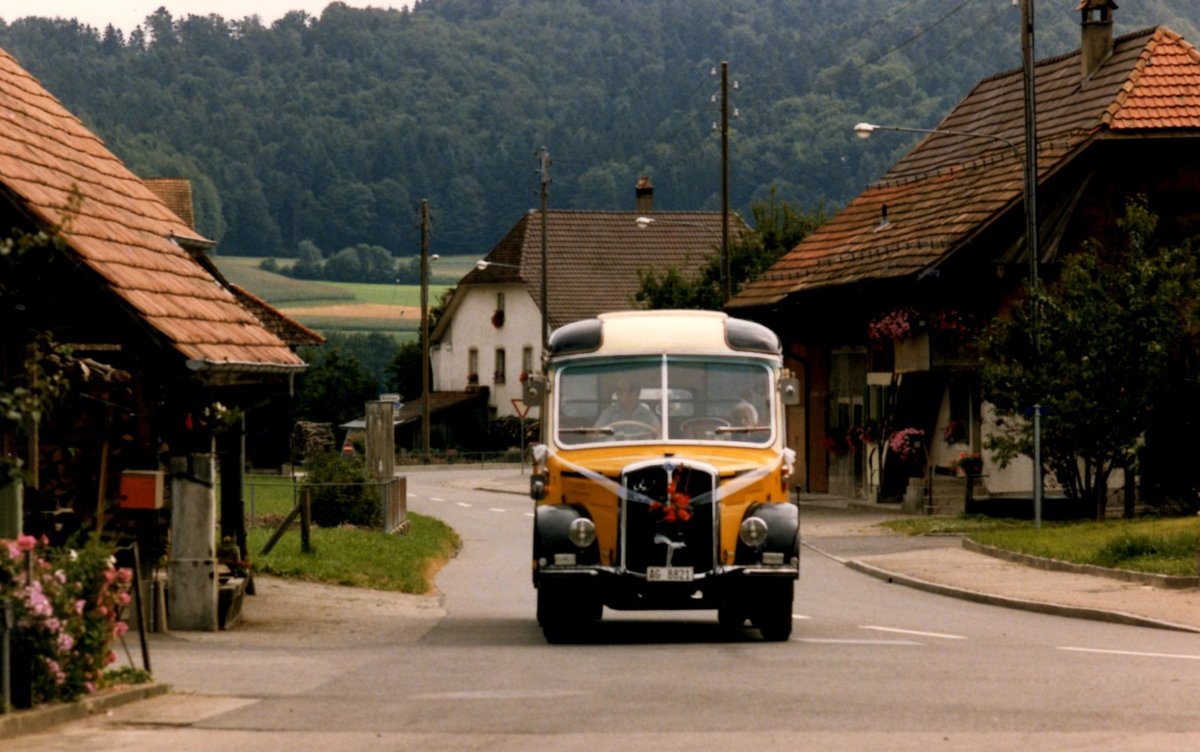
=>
[470,472,1200,633]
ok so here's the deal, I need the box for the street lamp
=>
[855,119,1042,524]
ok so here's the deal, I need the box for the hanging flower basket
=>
[491,309,505,328]
[888,427,926,465]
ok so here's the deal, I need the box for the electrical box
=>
[118,470,165,510]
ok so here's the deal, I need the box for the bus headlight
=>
[739,517,769,548]
[568,517,596,548]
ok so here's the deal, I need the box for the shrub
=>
[2,534,132,704]
[303,452,382,529]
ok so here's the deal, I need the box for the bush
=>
[303,452,382,529]
[2,534,133,704]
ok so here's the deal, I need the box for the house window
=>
[947,374,973,444]
[522,346,534,380]
[468,348,479,385]
[494,348,506,384]
[492,292,506,328]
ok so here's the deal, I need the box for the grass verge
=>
[240,475,461,593]
[882,515,1200,577]
[246,514,460,593]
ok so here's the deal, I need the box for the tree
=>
[635,189,826,310]
[979,200,1200,520]
[386,340,423,402]
[293,345,380,427]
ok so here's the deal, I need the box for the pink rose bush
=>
[1,534,134,704]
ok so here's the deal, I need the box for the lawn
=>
[884,515,1200,576]
[235,474,461,593]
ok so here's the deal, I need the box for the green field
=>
[211,255,468,337]
[212,256,357,304]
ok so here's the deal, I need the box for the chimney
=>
[1079,0,1116,80]
[635,176,653,213]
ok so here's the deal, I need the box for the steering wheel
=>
[606,420,658,440]
[680,417,730,439]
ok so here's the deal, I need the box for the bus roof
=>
[548,310,781,359]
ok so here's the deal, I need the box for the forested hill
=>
[0,0,1195,259]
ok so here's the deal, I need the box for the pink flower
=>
[116,592,131,606]
[57,632,74,653]
[85,681,97,694]
[74,599,86,615]
[105,650,118,666]
[116,568,133,584]
[26,582,53,618]
[16,534,37,552]
[113,621,129,638]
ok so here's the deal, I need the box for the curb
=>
[962,539,1200,589]
[802,540,1200,635]
[843,558,1200,634]
[0,682,169,740]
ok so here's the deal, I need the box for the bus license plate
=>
[646,566,694,582]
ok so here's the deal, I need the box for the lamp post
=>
[418,199,439,462]
[855,118,1042,524]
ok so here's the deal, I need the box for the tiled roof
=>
[730,26,1200,309]
[0,47,306,374]
[143,178,196,230]
[461,209,749,329]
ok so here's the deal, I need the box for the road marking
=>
[457,502,472,508]
[1059,646,1200,661]
[490,507,507,513]
[410,689,588,701]
[793,614,811,620]
[430,497,446,502]
[860,625,966,640]
[407,493,417,498]
[798,638,924,646]
[524,512,535,517]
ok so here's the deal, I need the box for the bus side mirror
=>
[523,375,546,406]
[779,377,800,406]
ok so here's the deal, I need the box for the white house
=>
[431,180,751,418]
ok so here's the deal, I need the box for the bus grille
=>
[621,463,717,576]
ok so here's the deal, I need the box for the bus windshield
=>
[555,356,773,446]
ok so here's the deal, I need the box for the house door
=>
[828,348,866,498]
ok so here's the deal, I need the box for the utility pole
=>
[1019,0,1043,527]
[538,147,551,355]
[719,61,731,304]
[419,199,431,462]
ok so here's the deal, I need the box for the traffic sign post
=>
[512,400,531,475]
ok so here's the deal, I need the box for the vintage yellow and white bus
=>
[528,310,800,642]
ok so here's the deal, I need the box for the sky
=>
[0,2,414,33]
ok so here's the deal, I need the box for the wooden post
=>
[168,450,218,631]
[300,486,311,554]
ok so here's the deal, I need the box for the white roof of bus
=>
[590,311,765,357]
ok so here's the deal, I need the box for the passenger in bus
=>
[730,400,758,427]
[595,378,658,430]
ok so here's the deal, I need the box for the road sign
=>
[511,399,530,419]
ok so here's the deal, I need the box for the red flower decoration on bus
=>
[650,469,692,524]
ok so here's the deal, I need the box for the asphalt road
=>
[16,468,1200,751]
